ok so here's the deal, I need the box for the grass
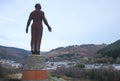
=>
[7,73,22,79]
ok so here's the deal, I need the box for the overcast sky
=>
[0,0,120,51]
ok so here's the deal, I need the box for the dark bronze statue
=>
[26,3,52,54]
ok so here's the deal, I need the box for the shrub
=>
[51,67,120,81]
[75,64,85,68]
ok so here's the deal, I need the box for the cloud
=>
[0,35,8,40]
[0,16,18,24]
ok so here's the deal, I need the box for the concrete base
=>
[22,55,49,81]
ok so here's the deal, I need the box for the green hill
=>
[97,40,120,59]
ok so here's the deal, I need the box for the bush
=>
[51,67,120,81]
[75,64,85,68]
[0,65,6,78]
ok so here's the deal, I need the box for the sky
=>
[0,0,120,51]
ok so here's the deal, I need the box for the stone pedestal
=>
[22,55,49,81]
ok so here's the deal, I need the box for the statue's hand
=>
[48,26,52,32]
[26,28,28,33]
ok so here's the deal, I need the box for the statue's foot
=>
[31,51,40,55]
[36,51,40,54]
[31,51,36,54]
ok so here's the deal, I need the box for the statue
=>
[26,3,52,54]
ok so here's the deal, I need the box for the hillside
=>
[97,40,120,59]
[0,45,30,62]
[47,44,107,57]
[0,44,107,62]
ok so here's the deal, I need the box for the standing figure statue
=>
[26,3,52,54]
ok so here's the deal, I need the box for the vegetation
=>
[48,44,106,57]
[75,64,85,68]
[48,53,82,62]
[51,67,120,81]
[0,64,22,80]
[1,40,120,81]
[0,65,5,78]
[97,40,120,59]
[93,40,120,64]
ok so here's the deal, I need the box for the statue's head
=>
[35,3,41,9]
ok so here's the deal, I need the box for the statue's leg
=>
[33,33,39,54]
[36,29,43,54]
[34,31,41,54]
[31,25,43,54]
[31,38,35,54]
[34,41,38,54]
[36,40,40,54]
[34,38,40,54]
[31,28,36,54]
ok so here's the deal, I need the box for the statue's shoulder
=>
[39,10,44,14]
[31,10,36,14]
[30,10,44,17]
[29,10,35,16]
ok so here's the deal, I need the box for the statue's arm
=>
[42,12,52,32]
[26,13,32,33]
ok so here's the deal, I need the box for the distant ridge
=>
[47,44,107,57]
[0,44,107,62]
[0,45,30,62]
